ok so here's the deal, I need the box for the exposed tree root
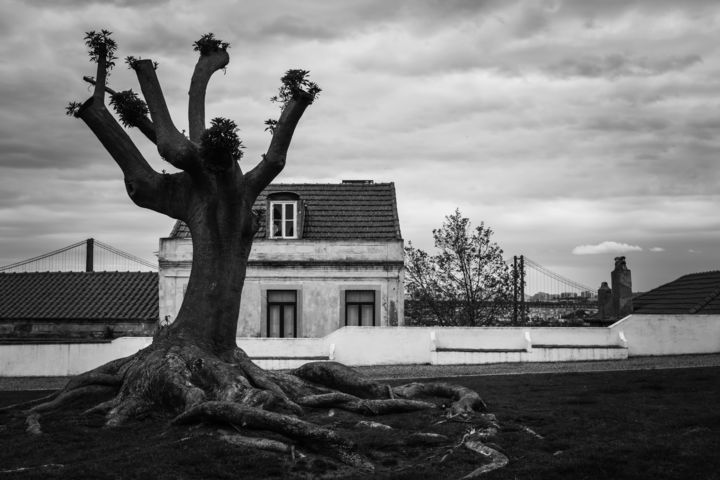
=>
[173,401,374,471]
[0,391,60,414]
[25,413,42,435]
[0,463,64,474]
[462,440,509,478]
[393,382,488,414]
[29,385,117,414]
[219,431,294,454]
[297,391,436,415]
[9,341,505,476]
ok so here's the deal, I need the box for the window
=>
[270,201,297,239]
[267,290,297,337]
[345,290,375,326]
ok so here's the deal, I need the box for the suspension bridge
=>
[0,240,597,322]
[0,238,157,273]
[511,255,598,323]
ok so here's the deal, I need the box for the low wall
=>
[528,327,617,346]
[0,337,152,377]
[611,314,720,356]
[1,314,718,376]
[326,327,432,365]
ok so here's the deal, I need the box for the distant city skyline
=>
[1,0,719,292]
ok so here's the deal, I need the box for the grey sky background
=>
[1,0,719,292]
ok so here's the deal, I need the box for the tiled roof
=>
[0,272,158,321]
[170,182,402,240]
[633,271,720,314]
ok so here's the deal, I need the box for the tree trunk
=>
[167,185,256,353]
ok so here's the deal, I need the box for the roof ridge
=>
[677,270,720,279]
[389,182,402,240]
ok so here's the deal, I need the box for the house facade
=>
[158,181,405,338]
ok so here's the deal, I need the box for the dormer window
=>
[270,201,297,239]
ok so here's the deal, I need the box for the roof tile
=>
[170,182,402,240]
[633,271,720,314]
[0,272,158,321]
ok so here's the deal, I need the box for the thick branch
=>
[188,49,229,142]
[77,99,189,219]
[83,76,157,143]
[93,48,108,103]
[245,94,312,198]
[133,59,198,171]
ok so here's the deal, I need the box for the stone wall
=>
[0,319,157,340]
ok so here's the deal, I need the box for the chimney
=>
[86,238,94,272]
[598,282,612,320]
[611,256,633,318]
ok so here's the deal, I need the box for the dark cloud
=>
[27,0,170,8]
[256,15,339,39]
[581,116,669,133]
[546,53,702,79]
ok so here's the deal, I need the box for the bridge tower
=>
[512,255,526,323]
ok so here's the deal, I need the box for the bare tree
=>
[8,31,492,473]
[405,209,513,326]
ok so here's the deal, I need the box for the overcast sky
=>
[1,0,719,292]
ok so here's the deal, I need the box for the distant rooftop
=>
[633,271,720,314]
[0,271,158,321]
[170,182,402,241]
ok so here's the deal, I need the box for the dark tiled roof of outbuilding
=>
[170,182,402,240]
[0,272,158,321]
[632,271,720,314]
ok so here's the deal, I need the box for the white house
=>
[158,181,405,337]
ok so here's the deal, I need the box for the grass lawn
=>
[1,366,719,479]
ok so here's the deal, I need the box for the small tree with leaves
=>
[2,30,501,476]
[405,209,513,326]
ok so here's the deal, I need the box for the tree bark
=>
[165,172,257,352]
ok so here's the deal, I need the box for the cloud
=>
[546,53,703,79]
[649,247,665,252]
[572,241,643,255]
[1,0,720,293]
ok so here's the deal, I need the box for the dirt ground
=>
[1,364,719,479]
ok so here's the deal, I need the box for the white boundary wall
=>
[615,314,720,356]
[1,314,718,376]
[0,338,152,377]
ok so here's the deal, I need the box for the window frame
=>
[266,290,298,338]
[345,290,376,327]
[269,200,298,239]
